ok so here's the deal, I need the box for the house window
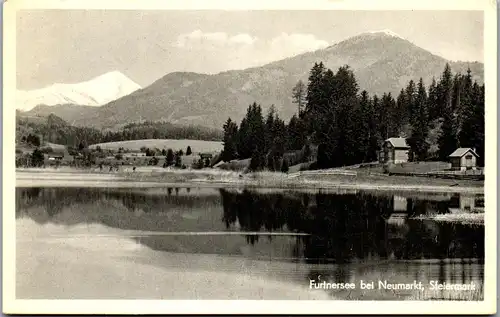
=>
[465,155,473,159]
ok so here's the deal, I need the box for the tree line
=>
[221,62,485,170]
[16,114,223,149]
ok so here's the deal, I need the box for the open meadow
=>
[88,139,223,153]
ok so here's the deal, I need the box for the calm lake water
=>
[16,187,485,300]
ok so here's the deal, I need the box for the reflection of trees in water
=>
[16,187,484,263]
[219,189,485,263]
[16,187,220,219]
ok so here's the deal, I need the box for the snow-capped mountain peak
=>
[16,71,141,111]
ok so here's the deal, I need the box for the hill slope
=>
[27,31,484,129]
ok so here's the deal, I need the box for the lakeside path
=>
[15,168,484,194]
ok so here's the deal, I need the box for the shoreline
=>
[16,168,484,194]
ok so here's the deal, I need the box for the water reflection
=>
[16,187,485,300]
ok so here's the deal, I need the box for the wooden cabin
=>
[449,148,479,171]
[379,138,410,164]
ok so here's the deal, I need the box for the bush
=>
[148,157,159,166]
[175,155,182,167]
[31,148,44,167]
[166,149,174,166]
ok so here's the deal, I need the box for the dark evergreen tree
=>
[359,91,379,162]
[280,159,289,173]
[427,77,439,121]
[437,63,458,160]
[408,78,430,161]
[460,81,485,166]
[31,148,44,167]
[286,115,306,151]
[452,73,463,112]
[458,68,474,146]
[264,105,276,152]
[166,148,174,166]
[221,117,238,162]
[186,146,192,155]
[236,107,252,159]
[406,80,417,122]
[304,62,326,136]
[396,88,409,129]
[323,65,360,167]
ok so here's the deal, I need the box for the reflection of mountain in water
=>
[16,187,484,264]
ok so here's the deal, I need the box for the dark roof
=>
[385,137,410,148]
[47,152,64,157]
[449,148,479,158]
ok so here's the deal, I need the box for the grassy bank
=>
[412,213,484,225]
[16,167,484,194]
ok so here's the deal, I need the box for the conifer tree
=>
[287,115,306,151]
[264,105,276,152]
[458,68,473,145]
[221,117,238,162]
[359,91,379,162]
[406,80,417,121]
[409,78,430,161]
[396,88,409,128]
[437,64,458,160]
[166,148,174,166]
[305,62,326,135]
[427,77,439,121]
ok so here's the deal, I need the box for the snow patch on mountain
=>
[367,29,404,39]
[16,71,141,111]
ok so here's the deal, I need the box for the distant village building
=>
[45,152,64,160]
[123,152,147,158]
[199,153,213,168]
[378,138,410,164]
[199,153,213,160]
[449,148,479,171]
[44,152,68,166]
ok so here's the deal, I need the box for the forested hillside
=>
[16,114,223,149]
[221,63,485,170]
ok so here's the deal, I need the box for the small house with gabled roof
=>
[379,137,410,164]
[449,148,479,170]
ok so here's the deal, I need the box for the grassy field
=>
[16,167,484,194]
[89,139,223,153]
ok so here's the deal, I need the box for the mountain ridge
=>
[22,32,484,130]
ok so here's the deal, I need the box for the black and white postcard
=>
[3,0,497,314]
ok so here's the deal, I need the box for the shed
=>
[449,148,479,171]
[199,152,213,168]
[379,137,410,164]
[199,153,213,159]
[45,152,64,160]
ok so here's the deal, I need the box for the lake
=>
[15,187,484,300]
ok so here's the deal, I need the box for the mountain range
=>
[20,31,484,130]
[16,71,141,112]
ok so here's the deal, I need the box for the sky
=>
[16,10,483,90]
